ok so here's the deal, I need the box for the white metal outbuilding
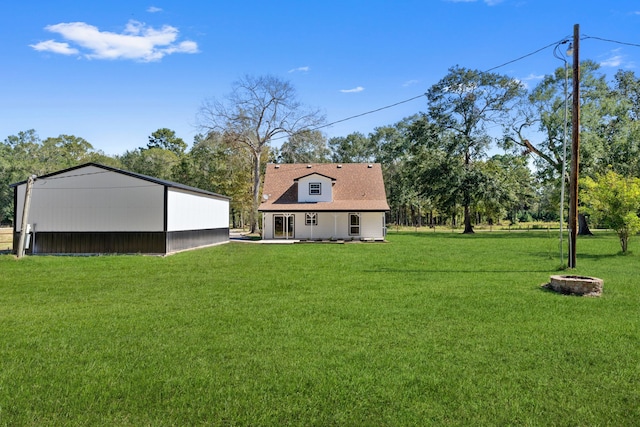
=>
[11,163,230,255]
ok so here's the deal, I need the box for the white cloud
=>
[601,55,623,68]
[516,73,544,90]
[521,73,544,82]
[29,39,79,55]
[175,40,198,53]
[31,20,199,62]
[402,79,419,87]
[340,86,364,93]
[147,6,163,13]
[599,48,634,69]
[288,66,310,73]
[528,73,545,80]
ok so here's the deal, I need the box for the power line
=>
[271,94,427,141]
[484,37,570,73]
[552,38,572,63]
[582,35,640,49]
[306,93,427,134]
[277,33,640,142]
[275,37,572,141]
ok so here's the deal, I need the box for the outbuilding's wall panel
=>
[15,166,164,232]
[167,188,229,232]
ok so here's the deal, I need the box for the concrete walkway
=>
[229,230,299,244]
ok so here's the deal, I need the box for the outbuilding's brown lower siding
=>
[13,228,229,255]
[166,228,229,253]
[15,231,166,254]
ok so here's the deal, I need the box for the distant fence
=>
[387,222,572,233]
[0,227,12,252]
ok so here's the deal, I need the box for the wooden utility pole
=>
[568,24,580,268]
[17,175,35,258]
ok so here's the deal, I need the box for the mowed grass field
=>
[0,231,638,426]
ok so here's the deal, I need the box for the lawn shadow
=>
[389,230,559,240]
[577,254,618,261]
[364,267,554,274]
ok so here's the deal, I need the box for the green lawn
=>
[1,231,638,426]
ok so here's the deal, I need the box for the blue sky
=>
[2,1,640,156]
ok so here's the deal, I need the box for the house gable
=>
[295,173,335,203]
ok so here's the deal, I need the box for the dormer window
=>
[296,174,333,202]
[309,182,321,195]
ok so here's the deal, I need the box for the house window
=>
[305,212,318,226]
[273,214,295,239]
[349,213,360,236]
[309,182,321,195]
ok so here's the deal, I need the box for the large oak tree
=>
[426,66,525,233]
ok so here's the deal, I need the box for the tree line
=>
[0,128,255,229]
[3,62,640,244]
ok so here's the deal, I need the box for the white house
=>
[11,163,230,255]
[259,163,390,241]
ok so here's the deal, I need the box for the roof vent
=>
[337,164,342,168]
[367,164,373,168]
[307,164,312,168]
[274,165,280,169]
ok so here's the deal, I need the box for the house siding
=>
[263,211,385,240]
[359,212,386,239]
[301,212,339,239]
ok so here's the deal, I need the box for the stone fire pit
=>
[544,275,603,297]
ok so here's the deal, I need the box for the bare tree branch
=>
[197,74,325,233]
